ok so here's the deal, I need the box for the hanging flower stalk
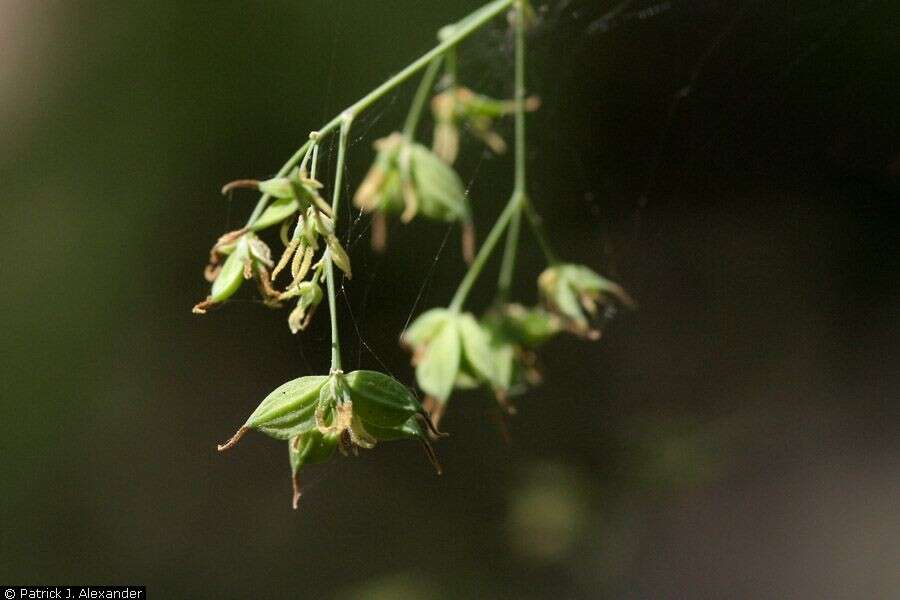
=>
[192,0,632,508]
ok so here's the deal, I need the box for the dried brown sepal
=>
[461,221,476,265]
[192,298,215,314]
[421,396,447,438]
[419,438,443,475]
[400,178,418,223]
[371,212,388,253]
[292,473,302,510]
[217,426,249,452]
[220,179,260,195]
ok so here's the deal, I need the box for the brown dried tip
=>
[461,221,476,265]
[420,439,443,475]
[495,390,518,416]
[421,397,447,440]
[216,426,249,452]
[416,411,448,440]
[221,179,260,195]
[371,212,387,253]
[292,473,302,510]
[192,298,215,314]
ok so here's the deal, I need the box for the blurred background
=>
[1,0,897,597]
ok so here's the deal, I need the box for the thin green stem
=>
[402,57,443,140]
[325,119,352,372]
[495,1,528,301]
[513,0,527,195]
[523,198,558,264]
[496,196,521,302]
[445,46,458,87]
[241,0,514,229]
[449,193,520,312]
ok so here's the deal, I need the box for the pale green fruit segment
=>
[210,236,250,302]
[344,370,422,429]
[415,318,460,402]
[251,197,299,231]
[246,375,329,440]
[402,308,451,347]
[409,144,469,222]
[289,430,339,474]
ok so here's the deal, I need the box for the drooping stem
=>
[513,0,527,196]
[523,197,559,265]
[496,1,529,300]
[445,46,458,87]
[496,197,521,302]
[403,57,443,140]
[449,193,521,312]
[242,0,515,229]
[325,118,352,372]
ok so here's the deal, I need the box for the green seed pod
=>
[412,313,460,402]
[251,197,299,232]
[408,143,470,223]
[209,235,250,303]
[289,429,339,472]
[344,370,423,430]
[403,309,516,402]
[288,429,339,509]
[538,263,634,337]
[483,303,561,348]
[257,177,294,199]
[217,375,329,451]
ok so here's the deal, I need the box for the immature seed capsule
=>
[402,309,518,427]
[193,233,277,313]
[538,263,634,338]
[221,370,442,506]
[353,133,473,260]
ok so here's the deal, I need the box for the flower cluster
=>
[217,369,441,509]
[193,167,352,334]
[404,263,631,429]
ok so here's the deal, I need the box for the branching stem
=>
[403,57,443,140]
[325,118,352,372]
[243,0,515,229]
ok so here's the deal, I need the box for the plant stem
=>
[523,197,558,264]
[496,197,521,302]
[325,119,352,372]
[445,46,458,86]
[449,193,520,312]
[496,0,528,301]
[513,0,527,196]
[402,57,443,140]
[242,0,514,229]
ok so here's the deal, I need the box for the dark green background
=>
[1,1,897,597]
